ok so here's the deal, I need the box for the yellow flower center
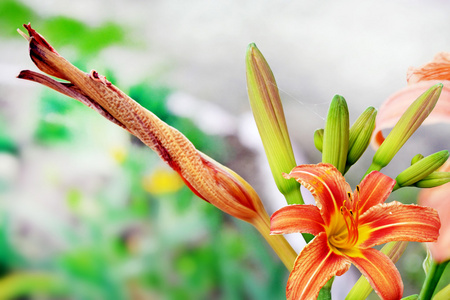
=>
[328,186,360,251]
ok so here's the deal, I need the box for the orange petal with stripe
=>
[283,163,351,226]
[358,201,440,248]
[270,205,325,235]
[345,247,403,300]
[354,171,396,215]
[286,232,350,300]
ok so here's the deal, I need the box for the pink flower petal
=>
[419,161,450,263]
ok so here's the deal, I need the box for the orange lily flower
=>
[372,52,450,263]
[271,163,440,300]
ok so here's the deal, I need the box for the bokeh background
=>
[1,0,450,299]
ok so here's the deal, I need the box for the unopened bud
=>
[394,150,449,190]
[314,128,324,153]
[322,95,349,174]
[346,107,377,173]
[414,171,450,188]
[411,153,424,165]
[246,43,303,204]
[367,84,443,175]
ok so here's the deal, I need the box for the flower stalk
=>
[418,260,449,300]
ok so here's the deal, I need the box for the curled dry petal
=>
[18,24,301,271]
[17,24,262,223]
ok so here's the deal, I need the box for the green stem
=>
[284,188,304,205]
[364,162,383,178]
[419,260,449,300]
[252,212,298,271]
[317,277,334,300]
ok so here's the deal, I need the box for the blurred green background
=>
[0,1,289,299]
[0,0,449,299]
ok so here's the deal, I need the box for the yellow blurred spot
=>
[142,167,184,195]
[110,146,127,164]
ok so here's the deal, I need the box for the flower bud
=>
[246,43,303,204]
[346,107,377,172]
[393,150,449,190]
[314,128,324,153]
[367,84,443,175]
[411,153,424,165]
[414,171,450,188]
[322,95,349,174]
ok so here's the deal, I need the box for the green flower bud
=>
[414,171,450,188]
[322,95,349,174]
[345,107,377,173]
[246,43,303,205]
[314,128,324,153]
[393,150,449,190]
[411,154,424,165]
[366,84,443,175]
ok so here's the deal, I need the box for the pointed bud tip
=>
[248,42,257,49]
[246,43,259,56]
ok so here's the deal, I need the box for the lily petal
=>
[371,80,450,149]
[270,205,325,235]
[407,52,450,83]
[286,232,350,300]
[358,201,440,248]
[345,247,403,300]
[283,163,351,226]
[419,160,450,262]
[355,171,396,215]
